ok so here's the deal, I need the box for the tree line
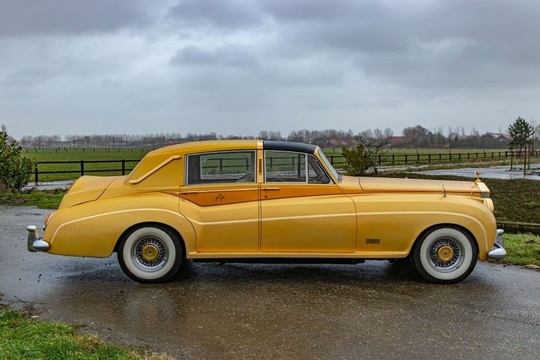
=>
[16,124,539,149]
[2,118,538,191]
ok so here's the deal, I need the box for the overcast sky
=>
[1,0,539,140]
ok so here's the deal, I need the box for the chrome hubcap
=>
[142,244,159,261]
[428,237,463,272]
[437,245,454,262]
[133,236,168,271]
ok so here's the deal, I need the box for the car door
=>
[178,150,259,253]
[260,150,357,253]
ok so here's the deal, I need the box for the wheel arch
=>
[402,212,493,261]
[412,223,479,256]
[411,224,481,283]
[114,221,187,258]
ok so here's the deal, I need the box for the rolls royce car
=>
[26,140,506,283]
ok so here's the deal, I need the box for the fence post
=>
[34,164,39,185]
[122,160,126,175]
[80,160,85,176]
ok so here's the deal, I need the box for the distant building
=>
[329,139,347,147]
[388,136,406,146]
[488,132,512,142]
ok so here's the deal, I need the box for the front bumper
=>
[487,229,506,259]
[26,225,49,252]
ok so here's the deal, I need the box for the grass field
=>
[22,147,148,161]
[23,148,146,182]
[23,147,538,182]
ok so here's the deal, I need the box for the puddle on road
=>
[417,165,540,180]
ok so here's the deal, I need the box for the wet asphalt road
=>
[1,206,539,360]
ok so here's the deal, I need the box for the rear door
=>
[178,150,259,252]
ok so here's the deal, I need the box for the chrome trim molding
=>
[27,225,37,252]
[26,225,49,252]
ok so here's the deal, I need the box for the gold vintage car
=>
[26,140,506,284]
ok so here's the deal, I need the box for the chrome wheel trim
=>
[121,227,177,281]
[426,236,464,273]
[417,227,475,282]
[132,236,169,272]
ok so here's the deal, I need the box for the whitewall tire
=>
[412,227,478,284]
[118,225,183,283]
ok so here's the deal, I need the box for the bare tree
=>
[354,127,393,174]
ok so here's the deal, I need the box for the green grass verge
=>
[0,190,65,210]
[498,233,540,267]
[0,307,171,359]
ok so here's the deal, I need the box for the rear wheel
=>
[412,227,478,284]
[118,225,183,283]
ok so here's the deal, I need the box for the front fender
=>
[43,193,196,258]
[352,194,497,260]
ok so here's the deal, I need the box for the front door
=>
[260,150,356,253]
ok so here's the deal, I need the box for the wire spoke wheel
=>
[413,227,478,284]
[118,225,183,283]
[427,237,464,272]
[132,236,169,271]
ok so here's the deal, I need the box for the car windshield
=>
[317,148,341,182]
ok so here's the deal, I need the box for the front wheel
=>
[118,225,183,283]
[412,227,478,284]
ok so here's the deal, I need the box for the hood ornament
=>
[474,171,481,183]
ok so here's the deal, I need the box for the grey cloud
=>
[259,0,362,22]
[167,0,264,31]
[3,0,540,139]
[170,45,259,68]
[256,0,540,90]
[0,0,155,36]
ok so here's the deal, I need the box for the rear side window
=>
[186,151,255,185]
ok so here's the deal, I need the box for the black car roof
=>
[263,141,317,154]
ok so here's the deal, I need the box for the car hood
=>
[339,175,487,196]
[58,176,117,209]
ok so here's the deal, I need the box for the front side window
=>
[317,148,340,182]
[265,151,331,184]
[186,151,255,185]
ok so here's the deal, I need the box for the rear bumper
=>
[487,229,506,260]
[26,225,49,252]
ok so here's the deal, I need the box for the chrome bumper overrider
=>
[26,225,49,252]
[487,229,506,259]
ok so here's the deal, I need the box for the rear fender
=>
[43,194,196,257]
